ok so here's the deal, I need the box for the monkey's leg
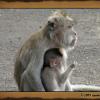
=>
[20,69,45,91]
[24,54,46,91]
[20,70,35,91]
[20,58,45,91]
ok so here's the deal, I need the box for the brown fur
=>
[14,10,77,91]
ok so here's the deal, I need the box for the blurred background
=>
[0,9,100,91]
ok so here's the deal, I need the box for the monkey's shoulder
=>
[19,31,44,55]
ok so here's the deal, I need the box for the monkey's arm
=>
[60,64,75,84]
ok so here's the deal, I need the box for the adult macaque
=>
[41,48,75,91]
[14,10,77,91]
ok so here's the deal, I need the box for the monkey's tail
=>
[71,84,100,91]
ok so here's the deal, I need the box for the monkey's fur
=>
[41,48,100,91]
[14,10,100,91]
[41,48,75,91]
[14,10,77,91]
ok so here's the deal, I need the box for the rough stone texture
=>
[0,9,100,91]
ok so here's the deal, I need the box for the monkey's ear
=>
[51,10,68,17]
[51,10,61,15]
[51,10,65,16]
[54,10,67,17]
[66,15,74,22]
[66,15,77,27]
[51,10,56,14]
[60,10,67,17]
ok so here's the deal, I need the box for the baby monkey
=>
[41,48,76,91]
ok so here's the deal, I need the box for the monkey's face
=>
[47,11,77,50]
[49,57,62,68]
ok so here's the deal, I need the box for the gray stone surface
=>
[0,9,100,91]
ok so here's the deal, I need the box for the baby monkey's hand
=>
[70,61,77,69]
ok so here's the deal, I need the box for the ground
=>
[0,9,100,91]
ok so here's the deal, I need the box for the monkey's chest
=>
[53,66,65,82]
[55,65,65,75]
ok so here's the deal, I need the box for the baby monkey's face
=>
[49,56,62,68]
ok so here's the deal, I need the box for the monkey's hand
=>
[70,61,77,69]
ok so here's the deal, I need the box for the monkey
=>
[14,10,77,91]
[41,48,76,91]
[42,48,100,92]
[41,48,100,92]
[14,10,100,92]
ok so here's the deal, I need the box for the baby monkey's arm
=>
[60,62,77,84]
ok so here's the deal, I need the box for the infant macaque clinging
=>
[41,48,76,91]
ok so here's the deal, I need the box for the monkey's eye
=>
[68,25,72,29]
[48,21,55,28]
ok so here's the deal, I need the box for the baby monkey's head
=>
[43,48,63,68]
